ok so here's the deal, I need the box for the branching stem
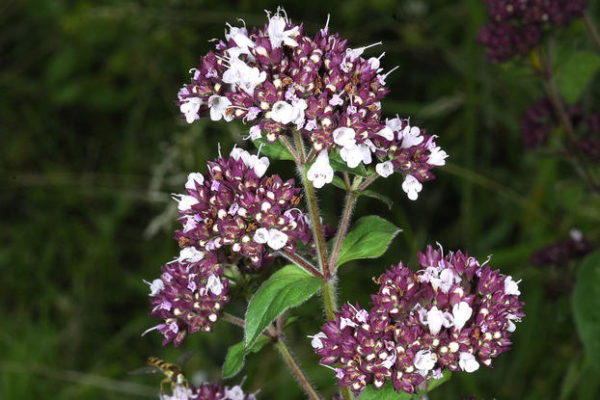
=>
[274,338,322,400]
[584,13,600,52]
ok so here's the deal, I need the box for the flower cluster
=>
[312,245,524,395]
[478,0,587,62]
[177,8,446,198]
[160,383,256,400]
[520,97,600,161]
[530,229,594,266]
[144,252,230,347]
[173,147,312,269]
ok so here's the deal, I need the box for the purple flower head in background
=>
[177,8,447,199]
[174,147,312,269]
[478,0,587,62]
[313,245,525,395]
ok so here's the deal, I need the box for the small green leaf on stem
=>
[358,189,394,210]
[555,50,600,104]
[572,250,600,369]
[336,216,401,268]
[244,265,321,349]
[252,138,295,161]
[223,337,271,379]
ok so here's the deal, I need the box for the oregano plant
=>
[140,8,526,400]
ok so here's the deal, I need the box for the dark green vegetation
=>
[2,0,599,398]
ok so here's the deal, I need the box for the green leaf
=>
[252,138,295,161]
[244,265,321,349]
[336,216,401,267]
[358,372,451,400]
[359,189,394,210]
[556,51,600,104]
[223,336,271,378]
[222,342,245,378]
[329,152,368,176]
[572,250,600,369]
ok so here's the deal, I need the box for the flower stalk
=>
[274,338,322,400]
[583,13,600,52]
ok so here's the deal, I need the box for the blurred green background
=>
[2,0,600,398]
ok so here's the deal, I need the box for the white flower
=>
[340,145,363,168]
[234,149,270,177]
[249,125,262,140]
[185,172,204,190]
[356,309,369,323]
[309,332,327,349]
[402,175,423,201]
[173,194,199,211]
[413,349,436,372]
[160,384,193,400]
[339,317,357,330]
[431,268,457,293]
[224,385,245,400]
[253,228,270,244]
[206,274,224,295]
[386,116,403,132]
[267,15,299,48]
[222,58,266,95]
[458,352,480,373]
[400,125,424,148]
[307,150,334,188]
[344,41,382,62]
[427,139,448,166]
[176,247,205,263]
[208,95,233,122]
[145,279,165,296]
[271,101,295,124]
[506,313,521,332]
[252,228,288,250]
[359,140,375,164]
[570,228,583,241]
[376,161,394,178]
[266,228,288,250]
[425,306,445,335]
[452,301,473,332]
[504,276,521,296]
[332,127,356,148]
[375,126,394,141]
[180,97,202,124]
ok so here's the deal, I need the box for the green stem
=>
[584,13,600,52]
[290,131,354,400]
[293,131,330,279]
[538,47,600,192]
[328,192,357,271]
[274,338,322,400]
[280,250,322,277]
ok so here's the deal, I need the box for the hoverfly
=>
[130,352,194,394]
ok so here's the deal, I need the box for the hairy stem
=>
[538,47,599,192]
[292,130,330,279]
[584,13,600,52]
[356,173,379,192]
[328,192,357,271]
[280,250,322,277]
[279,136,301,163]
[274,338,322,400]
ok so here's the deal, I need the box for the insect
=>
[130,352,194,394]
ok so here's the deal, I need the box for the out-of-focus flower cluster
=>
[177,8,447,198]
[520,96,600,163]
[144,148,312,346]
[530,229,594,266]
[160,383,256,400]
[478,0,587,62]
[312,245,524,395]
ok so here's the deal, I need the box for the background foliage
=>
[2,0,599,398]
